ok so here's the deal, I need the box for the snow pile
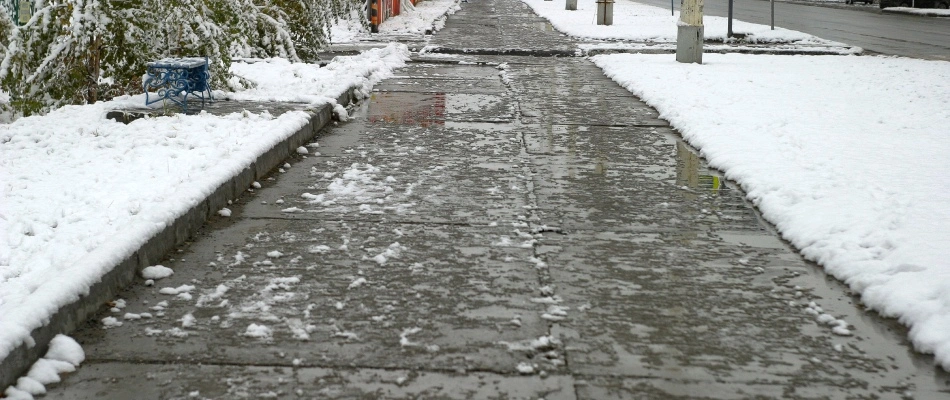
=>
[3,335,84,400]
[520,0,848,45]
[141,265,174,280]
[302,163,409,214]
[591,52,950,369]
[0,45,410,365]
[227,44,411,103]
[242,323,273,339]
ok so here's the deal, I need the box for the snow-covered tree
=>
[0,0,367,117]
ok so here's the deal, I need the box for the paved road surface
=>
[637,0,950,60]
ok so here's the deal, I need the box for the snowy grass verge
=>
[0,44,410,368]
[521,0,850,46]
[591,52,950,369]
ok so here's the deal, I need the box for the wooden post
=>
[676,0,703,64]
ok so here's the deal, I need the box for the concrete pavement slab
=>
[42,363,576,400]
[37,0,950,398]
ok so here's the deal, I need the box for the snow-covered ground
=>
[882,6,950,16]
[522,0,950,370]
[379,0,462,34]
[330,0,462,43]
[0,43,410,379]
[521,0,850,45]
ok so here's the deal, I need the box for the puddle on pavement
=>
[367,92,515,126]
[368,92,447,127]
[676,141,725,194]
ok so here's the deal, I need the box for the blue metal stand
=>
[143,57,213,113]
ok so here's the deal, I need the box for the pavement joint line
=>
[516,135,571,374]
[424,46,859,58]
[81,358,563,378]
[388,75,498,81]
[583,48,859,56]
[534,122,671,128]
[424,47,580,57]
[246,215,484,228]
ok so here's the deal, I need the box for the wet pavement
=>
[43,0,950,399]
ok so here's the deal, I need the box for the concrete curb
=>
[0,88,361,389]
[422,46,579,57]
[423,45,858,57]
[583,47,861,56]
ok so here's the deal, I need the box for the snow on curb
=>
[591,52,950,370]
[0,43,410,387]
[3,335,84,400]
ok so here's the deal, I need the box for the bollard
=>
[566,0,577,10]
[675,0,703,63]
[596,0,614,25]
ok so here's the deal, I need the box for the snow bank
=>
[227,45,411,103]
[591,52,950,369]
[520,0,847,45]
[0,43,409,364]
[882,7,950,16]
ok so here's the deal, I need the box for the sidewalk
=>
[39,0,950,398]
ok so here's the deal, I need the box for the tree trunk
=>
[86,35,101,103]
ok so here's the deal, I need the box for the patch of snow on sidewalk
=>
[591,52,950,369]
[0,44,410,365]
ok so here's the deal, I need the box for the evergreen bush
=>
[0,0,367,118]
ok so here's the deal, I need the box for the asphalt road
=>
[636,0,950,60]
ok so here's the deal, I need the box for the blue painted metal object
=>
[143,57,213,113]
